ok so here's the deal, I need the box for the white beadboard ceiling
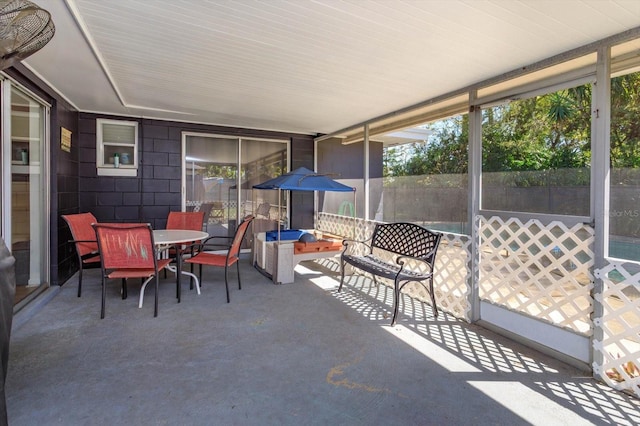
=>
[21,0,640,135]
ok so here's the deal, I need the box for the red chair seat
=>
[187,253,236,268]
[108,259,171,279]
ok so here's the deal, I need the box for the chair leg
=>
[122,279,127,300]
[78,265,83,297]
[154,275,159,317]
[100,277,106,319]
[236,260,241,290]
[338,259,346,292]
[189,248,194,290]
[224,266,230,303]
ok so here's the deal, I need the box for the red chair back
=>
[226,215,254,265]
[93,223,156,270]
[62,212,99,257]
[167,211,205,231]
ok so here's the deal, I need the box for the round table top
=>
[153,229,209,245]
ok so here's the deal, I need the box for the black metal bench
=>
[339,222,442,325]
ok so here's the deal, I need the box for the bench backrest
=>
[371,222,442,262]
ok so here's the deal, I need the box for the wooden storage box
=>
[293,239,343,254]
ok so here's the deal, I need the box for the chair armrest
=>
[68,239,99,256]
[183,236,233,253]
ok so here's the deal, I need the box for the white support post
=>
[468,90,482,322]
[1,80,11,245]
[591,46,611,368]
[363,124,370,221]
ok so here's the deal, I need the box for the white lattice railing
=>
[594,260,640,398]
[317,212,640,399]
[477,215,594,335]
[317,212,471,321]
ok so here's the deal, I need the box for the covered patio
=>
[7,256,640,425]
[1,1,640,422]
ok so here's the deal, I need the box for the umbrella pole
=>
[353,190,357,239]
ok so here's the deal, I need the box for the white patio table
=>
[138,229,209,308]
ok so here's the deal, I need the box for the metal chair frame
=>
[185,215,254,302]
[61,212,101,297]
[93,223,171,318]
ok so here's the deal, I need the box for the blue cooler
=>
[265,229,305,241]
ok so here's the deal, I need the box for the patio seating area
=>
[6,256,640,425]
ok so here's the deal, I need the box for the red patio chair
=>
[61,212,101,297]
[185,215,254,303]
[166,211,205,231]
[165,211,205,285]
[93,223,171,318]
[197,203,215,231]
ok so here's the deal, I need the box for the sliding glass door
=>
[182,133,288,239]
[1,79,50,306]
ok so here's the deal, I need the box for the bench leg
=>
[429,277,439,319]
[391,278,401,326]
[338,259,346,292]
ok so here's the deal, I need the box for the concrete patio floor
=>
[6,256,640,425]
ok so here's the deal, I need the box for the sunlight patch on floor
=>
[383,324,481,373]
[468,381,593,425]
[297,264,340,290]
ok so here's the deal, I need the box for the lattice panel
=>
[317,212,375,241]
[435,233,472,320]
[594,260,640,398]
[318,213,471,320]
[477,215,594,334]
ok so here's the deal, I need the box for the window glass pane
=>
[241,138,287,231]
[481,84,592,216]
[609,71,640,261]
[381,116,469,234]
[185,135,289,242]
[102,123,135,143]
[185,136,238,235]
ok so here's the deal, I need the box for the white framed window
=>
[96,118,138,176]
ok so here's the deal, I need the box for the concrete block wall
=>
[76,113,315,235]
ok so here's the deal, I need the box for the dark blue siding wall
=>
[6,68,315,288]
[78,113,315,231]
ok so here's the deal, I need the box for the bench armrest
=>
[342,236,373,254]
[396,254,436,275]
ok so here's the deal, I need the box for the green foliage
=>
[611,73,640,168]
[204,164,237,179]
[383,72,640,183]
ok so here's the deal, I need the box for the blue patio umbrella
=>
[253,167,355,192]
[253,167,356,240]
